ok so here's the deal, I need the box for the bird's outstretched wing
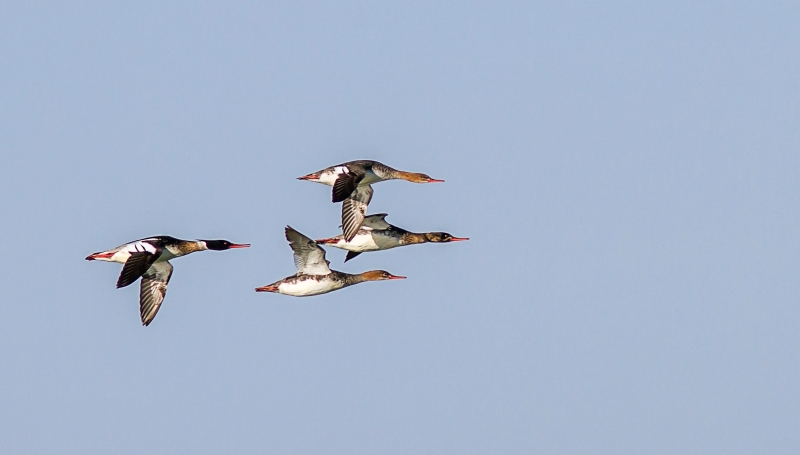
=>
[360,213,391,230]
[117,251,158,288]
[341,185,374,242]
[332,169,365,203]
[285,226,331,275]
[139,261,173,326]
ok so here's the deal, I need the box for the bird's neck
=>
[400,232,429,245]
[344,273,370,285]
[174,240,207,255]
[391,170,427,182]
[370,163,403,180]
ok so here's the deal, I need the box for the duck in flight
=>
[86,236,249,326]
[255,226,406,296]
[297,160,443,242]
[316,213,468,262]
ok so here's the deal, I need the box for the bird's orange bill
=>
[450,237,469,242]
[297,173,319,180]
[255,285,278,292]
[228,243,250,248]
[388,275,406,280]
[427,178,445,183]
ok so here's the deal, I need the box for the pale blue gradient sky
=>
[1,2,799,454]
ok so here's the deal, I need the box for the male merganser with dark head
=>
[255,226,405,296]
[86,236,249,326]
[315,213,468,262]
[297,160,443,242]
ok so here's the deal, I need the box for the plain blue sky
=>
[1,2,799,454]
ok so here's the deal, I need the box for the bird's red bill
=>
[86,252,114,260]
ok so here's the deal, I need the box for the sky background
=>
[1,1,799,454]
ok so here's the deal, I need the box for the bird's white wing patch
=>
[125,241,158,255]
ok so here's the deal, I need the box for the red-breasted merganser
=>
[86,236,249,326]
[297,160,443,242]
[255,226,405,296]
[316,213,468,262]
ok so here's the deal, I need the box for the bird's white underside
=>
[328,232,379,252]
[278,277,344,296]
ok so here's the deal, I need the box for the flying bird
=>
[316,213,468,262]
[297,160,443,241]
[255,226,406,296]
[86,236,249,326]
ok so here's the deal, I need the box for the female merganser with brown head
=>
[255,226,406,296]
[297,160,443,242]
[86,236,249,326]
[316,213,468,262]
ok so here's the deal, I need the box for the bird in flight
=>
[255,226,405,296]
[316,213,468,262]
[86,236,249,325]
[298,160,443,241]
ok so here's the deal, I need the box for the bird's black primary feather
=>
[116,252,157,288]
[344,251,362,262]
[332,171,364,203]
